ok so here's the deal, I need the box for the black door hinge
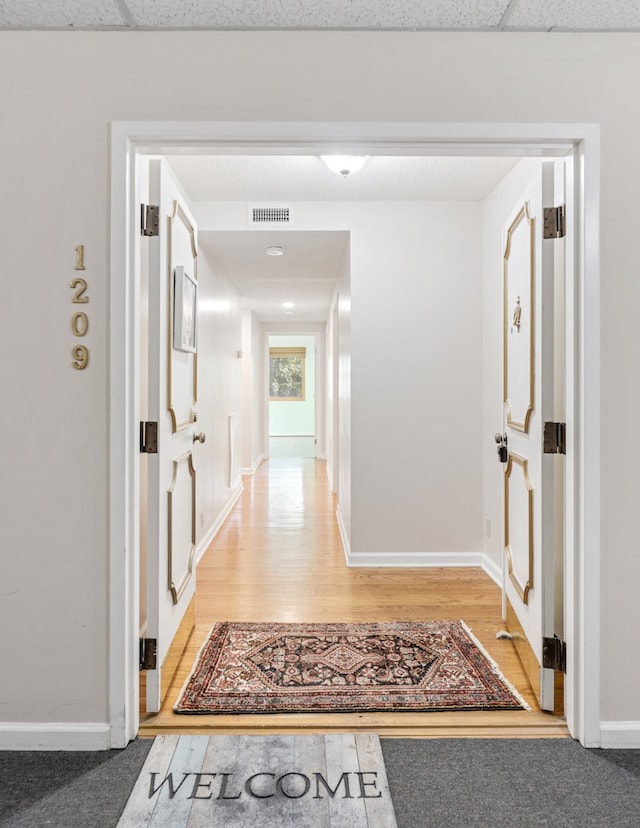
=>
[139,638,157,671]
[543,635,566,673]
[543,205,566,239]
[140,421,158,454]
[141,204,159,237]
[544,421,566,455]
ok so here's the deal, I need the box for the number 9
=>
[72,345,89,370]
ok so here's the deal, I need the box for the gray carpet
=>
[381,738,640,827]
[1,738,640,827]
[0,739,153,827]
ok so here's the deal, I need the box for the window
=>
[269,347,306,401]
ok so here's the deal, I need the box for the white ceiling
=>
[1,0,639,30]
[168,155,522,203]
[199,229,349,323]
[174,153,520,322]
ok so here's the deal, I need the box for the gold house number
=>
[70,245,90,370]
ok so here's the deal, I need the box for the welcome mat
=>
[118,734,397,827]
[174,620,527,714]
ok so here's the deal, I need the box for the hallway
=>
[140,459,567,738]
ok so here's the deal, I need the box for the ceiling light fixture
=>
[320,155,369,177]
[282,302,295,309]
[265,244,285,256]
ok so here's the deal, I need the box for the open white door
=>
[142,159,201,713]
[499,161,566,712]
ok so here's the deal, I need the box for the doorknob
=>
[193,432,206,444]
[495,432,508,463]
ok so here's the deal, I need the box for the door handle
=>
[193,432,206,444]
[495,432,508,463]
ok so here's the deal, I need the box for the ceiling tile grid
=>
[122,0,509,29]
[1,0,639,30]
[507,0,640,30]
[0,0,128,27]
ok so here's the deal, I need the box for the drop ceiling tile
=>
[124,0,509,29]
[507,0,640,30]
[0,0,128,27]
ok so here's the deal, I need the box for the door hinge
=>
[141,204,159,237]
[139,638,157,671]
[543,205,566,239]
[543,421,566,455]
[543,635,566,673]
[139,421,158,454]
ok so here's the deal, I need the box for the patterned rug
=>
[174,620,527,714]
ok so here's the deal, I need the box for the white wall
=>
[241,309,263,473]
[0,30,638,743]
[326,292,340,493]
[349,202,483,556]
[336,253,352,545]
[195,254,243,543]
[268,335,316,436]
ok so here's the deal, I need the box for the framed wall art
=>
[173,265,197,353]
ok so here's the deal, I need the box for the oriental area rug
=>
[174,620,527,714]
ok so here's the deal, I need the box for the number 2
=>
[70,278,89,304]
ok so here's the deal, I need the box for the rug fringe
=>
[459,620,531,711]
[172,622,223,713]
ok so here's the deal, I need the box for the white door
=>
[143,159,201,713]
[500,161,566,712]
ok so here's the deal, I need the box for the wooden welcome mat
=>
[174,620,527,714]
[118,734,397,827]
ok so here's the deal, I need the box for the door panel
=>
[504,203,534,433]
[502,162,561,712]
[145,159,199,713]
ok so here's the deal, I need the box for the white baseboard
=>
[344,549,502,584]
[0,722,111,751]
[195,482,244,564]
[336,504,350,564]
[480,553,502,587]
[241,454,265,476]
[599,721,640,748]
[325,463,334,491]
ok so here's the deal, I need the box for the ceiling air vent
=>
[249,205,291,225]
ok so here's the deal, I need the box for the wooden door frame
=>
[109,121,600,748]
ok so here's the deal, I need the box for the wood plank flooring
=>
[139,458,568,739]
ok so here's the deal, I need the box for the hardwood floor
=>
[139,458,568,738]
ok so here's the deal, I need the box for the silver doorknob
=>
[495,432,504,444]
[193,432,206,444]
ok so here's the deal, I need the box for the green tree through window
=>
[269,347,306,401]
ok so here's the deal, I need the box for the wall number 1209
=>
[70,250,90,370]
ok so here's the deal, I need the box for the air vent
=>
[249,205,291,225]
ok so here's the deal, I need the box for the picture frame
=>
[173,265,197,353]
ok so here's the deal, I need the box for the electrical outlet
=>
[200,510,205,528]
[485,518,492,538]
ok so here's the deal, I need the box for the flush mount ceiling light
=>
[265,244,285,256]
[282,302,295,309]
[320,155,369,177]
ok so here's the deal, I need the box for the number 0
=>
[71,312,89,337]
